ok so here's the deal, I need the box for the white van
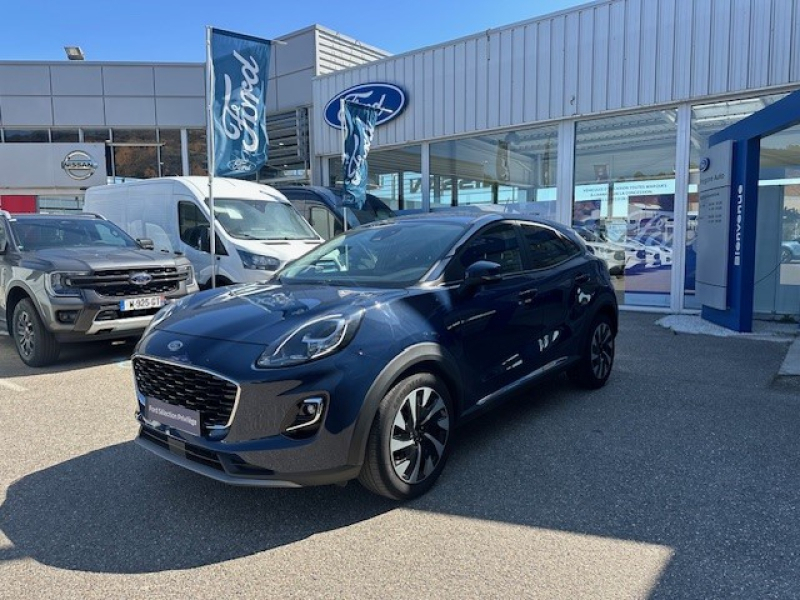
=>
[84,177,323,288]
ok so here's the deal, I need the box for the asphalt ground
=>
[1,312,799,599]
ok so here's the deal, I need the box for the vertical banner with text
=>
[342,100,378,209]
[209,28,271,178]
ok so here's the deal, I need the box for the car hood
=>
[156,283,407,345]
[24,246,186,271]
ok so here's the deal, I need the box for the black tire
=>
[568,314,615,390]
[358,373,453,501]
[12,298,60,367]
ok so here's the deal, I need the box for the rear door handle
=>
[518,288,538,305]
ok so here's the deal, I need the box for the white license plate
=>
[119,295,165,311]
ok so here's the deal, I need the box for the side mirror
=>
[459,260,502,295]
[137,238,155,250]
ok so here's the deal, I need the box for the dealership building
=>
[1,0,799,323]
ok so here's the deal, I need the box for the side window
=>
[178,201,227,255]
[446,223,523,281]
[522,224,581,269]
[309,206,336,240]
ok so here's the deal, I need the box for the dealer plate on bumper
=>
[120,295,164,311]
[145,397,201,436]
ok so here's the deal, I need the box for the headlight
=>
[178,263,196,286]
[45,272,88,297]
[144,295,189,335]
[256,312,363,368]
[237,249,280,271]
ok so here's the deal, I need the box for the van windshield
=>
[211,198,319,241]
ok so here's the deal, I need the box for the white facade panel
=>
[655,0,676,104]
[51,65,103,96]
[273,30,315,77]
[748,1,772,89]
[770,0,793,86]
[709,0,732,96]
[104,97,157,126]
[591,4,610,114]
[607,1,625,110]
[312,0,800,156]
[155,97,206,127]
[102,66,155,96]
[0,96,53,126]
[272,68,316,111]
[154,66,205,97]
[729,0,752,91]
[53,97,105,126]
[0,65,50,95]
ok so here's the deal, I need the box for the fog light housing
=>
[282,397,325,438]
[56,310,79,324]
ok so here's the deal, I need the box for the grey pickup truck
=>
[0,211,198,366]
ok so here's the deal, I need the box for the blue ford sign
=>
[324,83,406,129]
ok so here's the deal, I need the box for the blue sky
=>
[2,0,590,62]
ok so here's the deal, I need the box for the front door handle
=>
[518,288,538,305]
[574,273,590,284]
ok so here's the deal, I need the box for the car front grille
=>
[70,267,186,297]
[133,357,239,430]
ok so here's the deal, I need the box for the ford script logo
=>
[129,272,153,286]
[699,157,711,172]
[61,150,98,181]
[324,83,407,129]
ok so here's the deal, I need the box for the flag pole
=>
[340,98,349,233]
[205,26,217,289]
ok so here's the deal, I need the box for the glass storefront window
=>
[111,129,157,144]
[4,130,49,143]
[113,146,158,180]
[188,129,207,176]
[82,129,110,143]
[756,123,800,319]
[685,94,787,309]
[574,110,678,307]
[158,129,182,177]
[51,129,79,143]
[429,126,558,217]
[328,146,422,211]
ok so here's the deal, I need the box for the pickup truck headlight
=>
[256,312,363,368]
[45,272,88,297]
[178,263,196,286]
[237,249,280,271]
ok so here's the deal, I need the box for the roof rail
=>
[0,209,11,219]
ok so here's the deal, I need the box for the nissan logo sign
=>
[129,272,153,286]
[324,83,407,129]
[61,150,98,181]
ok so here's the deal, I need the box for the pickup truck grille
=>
[133,357,239,430]
[70,267,186,297]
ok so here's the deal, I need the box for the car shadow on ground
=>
[2,316,800,597]
[0,335,135,376]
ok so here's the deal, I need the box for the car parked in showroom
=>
[132,213,618,500]
[0,211,198,366]
[782,238,800,263]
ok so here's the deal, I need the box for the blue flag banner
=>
[209,28,271,178]
[342,100,379,209]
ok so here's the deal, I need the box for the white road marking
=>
[0,380,26,392]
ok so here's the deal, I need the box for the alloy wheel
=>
[390,386,450,484]
[590,322,614,381]
[15,310,35,359]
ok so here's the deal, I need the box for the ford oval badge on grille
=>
[130,272,153,286]
[167,341,183,352]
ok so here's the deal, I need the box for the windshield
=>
[343,194,395,226]
[279,220,467,287]
[211,197,319,241]
[10,217,139,251]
